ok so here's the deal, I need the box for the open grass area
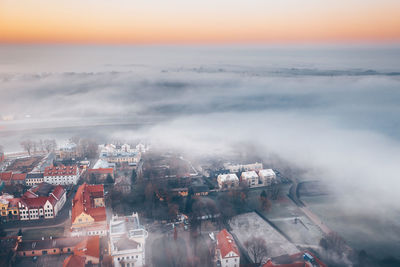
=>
[22,227,65,240]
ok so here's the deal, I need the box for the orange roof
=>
[217,229,240,259]
[63,255,85,267]
[72,183,106,223]
[74,235,100,259]
[51,185,65,200]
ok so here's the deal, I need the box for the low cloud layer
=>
[1,45,400,257]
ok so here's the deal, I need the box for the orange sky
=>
[1,0,400,44]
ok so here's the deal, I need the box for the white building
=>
[224,162,263,173]
[240,171,259,187]
[44,165,80,185]
[217,174,239,189]
[109,213,148,267]
[216,229,240,267]
[258,169,277,186]
[25,173,44,186]
[18,184,66,220]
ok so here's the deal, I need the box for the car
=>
[32,256,38,262]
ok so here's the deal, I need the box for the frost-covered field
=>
[230,212,299,259]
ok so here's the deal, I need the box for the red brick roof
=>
[72,183,106,223]
[0,172,12,182]
[11,173,26,181]
[21,196,49,209]
[217,229,240,259]
[63,255,85,267]
[51,185,65,200]
[44,165,77,177]
[262,251,327,267]
[74,235,100,259]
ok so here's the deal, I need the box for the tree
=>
[20,140,34,155]
[89,173,97,184]
[259,190,271,211]
[244,237,268,264]
[43,139,57,153]
[106,174,114,184]
[131,169,137,184]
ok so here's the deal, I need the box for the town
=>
[0,139,347,267]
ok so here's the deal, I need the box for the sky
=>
[1,0,400,44]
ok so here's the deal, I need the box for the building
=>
[57,142,79,160]
[191,185,209,196]
[18,183,66,220]
[240,171,259,187]
[224,162,263,173]
[263,251,327,267]
[17,237,84,257]
[99,143,142,165]
[88,167,114,183]
[63,235,100,266]
[71,183,107,236]
[258,169,277,186]
[109,213,148,267]
[25,172,44,186]
[0,194,17,222]
[44,164,80,185]
[217,174,239,189]
[216,229,240,267]
[0,172,27,186]
[0,152,4,163]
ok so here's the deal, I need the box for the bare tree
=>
[20,140,34,155]
[244,237,268,264]
[43,139,57,153]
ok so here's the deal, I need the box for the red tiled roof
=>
[63,255,85,267]
[11,173,26,181]
[72,183,106,223]
[262,251,327,267]
[88,168,114,174]
[23,190,38,198]
[217,229,240,259]
[21,196,49,209]
[51,185,65,200]
[0,172,12,182]
[44,165,78,177]
[7,198,20,208]
[74,235,100,259]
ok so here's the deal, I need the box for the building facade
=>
[217,174,239,189]
[71,183,107,237]
[44,165,80,185]
[258,169,277,186]
[240,171,259,187]
[216,229,240,267]
[109,213,148,267]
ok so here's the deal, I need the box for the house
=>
[0,194,18,222]
[44,164,80,185]
[71,183,107,236]
[109,213,148,267]
[18,183,66,220]
[170,187,189,197]
[216,229,240,267]
[65,235,100,266]
[217,174,239,189]
[99,143,142,165]
[240,171,259,187]
[258,169,277,186]
[17,237,84,257]
[25,173,44,186]
[88,167,114,183]
[262,251,327,267]
[11,173,26,185]
[224,162,263,173]
[191,185,209,196]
